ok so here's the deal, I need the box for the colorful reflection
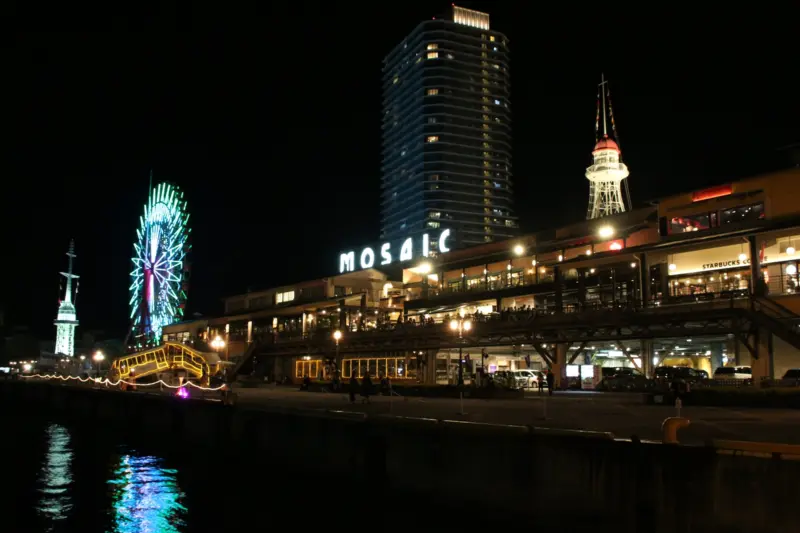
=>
[37,424,74,529]
[109,454,187,532]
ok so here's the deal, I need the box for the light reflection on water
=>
[108,454,187,533]
[37,424,74,529]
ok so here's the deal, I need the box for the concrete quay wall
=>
[4,381,797,533]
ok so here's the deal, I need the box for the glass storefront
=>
[295,359,322,379]
[341,357,417,380]
[669,270,750,297]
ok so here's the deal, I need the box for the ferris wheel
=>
[129,181,191,348]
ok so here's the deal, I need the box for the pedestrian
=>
[546,369,555,396]
[538,372,545,395]
[361,372,373,404]
[349,371,358,404]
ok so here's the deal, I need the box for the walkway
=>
[234,386,800,445]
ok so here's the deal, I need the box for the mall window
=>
[668,212,712,234]
[669,271,750,298]
[721,202,765,225]
[426,88,439,96]
[426,136,439,143]
[276,290,295,304]
[295,359,321,379]
[342,357,416,380]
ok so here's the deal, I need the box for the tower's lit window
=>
[490,35,496,42]
[426,136,439,143]
[427,52,438,59]
[427,88,439,96]
[427,43,438,50]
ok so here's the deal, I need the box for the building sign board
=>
[667,243,752,276]
[338,229,452,273]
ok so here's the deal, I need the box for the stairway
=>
[225,341,260,384]
[748,297,800,351]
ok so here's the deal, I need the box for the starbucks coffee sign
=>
[338,229,451,273]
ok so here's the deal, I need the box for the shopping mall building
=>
[163,168,800,386]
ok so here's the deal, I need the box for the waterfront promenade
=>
[234,386,800,445]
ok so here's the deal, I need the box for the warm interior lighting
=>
[513,244,524,256]
[463,321,472,331]
[449,320,459,331]
[416,262,432,274]
[598,225,614,239]
[738,253,747,261]
[692,184,732,202]
[787,246,796,255]
[669,263,677,271]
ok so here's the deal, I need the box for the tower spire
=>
[54,240,80,356]
[585,75,630,220]
[600,73,608,136]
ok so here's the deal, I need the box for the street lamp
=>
[449,318,472,386]
[93,351,105,376]
[333,329,342,376]
[210,335,227,361]
[211,335,225,350]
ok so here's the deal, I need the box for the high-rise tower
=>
[381,5,517,251]
[586,74,630,219]
[54,240,79,356]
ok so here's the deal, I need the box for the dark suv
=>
[654,366,708,387]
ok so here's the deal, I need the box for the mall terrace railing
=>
[263,289,757,343]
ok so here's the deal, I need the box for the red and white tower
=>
[586,74,630,219]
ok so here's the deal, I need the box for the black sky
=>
[4,2,799,339]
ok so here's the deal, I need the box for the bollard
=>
[661,417,690,444]
[675,396,682,418]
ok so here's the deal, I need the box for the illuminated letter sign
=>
[339,252,355,273]
[380,243,392,265]
[399,238,413,261]
[336,229,453,273]
[360,247,375,269]
[439,229,451,253]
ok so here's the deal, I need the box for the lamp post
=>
[211,335,226,355]
[449,318,472,386]
[333,330,342,379]
[93,350,105,376]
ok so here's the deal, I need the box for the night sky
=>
[5,3,798,340]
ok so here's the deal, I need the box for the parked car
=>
[713,366,752,381]
[779,369,800,386]
[654,366,709,388]
[511,369,547,389]
[597,368,653,391]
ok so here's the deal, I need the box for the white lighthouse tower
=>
[54,240,79,356]
[586,74,630,219]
